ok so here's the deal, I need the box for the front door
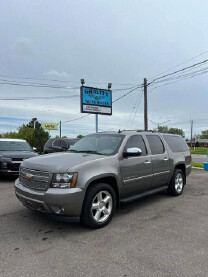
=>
[120,135,153,197]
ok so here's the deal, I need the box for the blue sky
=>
[0,0,208,138]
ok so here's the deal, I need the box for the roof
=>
[196,139,208,143]
[0,138,26,142]
[90,130,181,136]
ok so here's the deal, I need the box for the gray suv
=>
[15,131,191,229]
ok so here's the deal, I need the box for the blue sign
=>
[80,86,112,115]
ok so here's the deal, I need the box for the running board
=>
[120,185,168,204]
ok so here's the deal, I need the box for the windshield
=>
[0,141,32,151]
[69,134,124,155]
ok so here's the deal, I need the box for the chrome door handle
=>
[164,157,169,161]
[144,160,151,164]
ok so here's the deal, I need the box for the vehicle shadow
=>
[18,190,169,235]
[0,174,18,182]
[117,190,168,216]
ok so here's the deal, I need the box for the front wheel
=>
[168,169,185,196]
[81,183,116,229]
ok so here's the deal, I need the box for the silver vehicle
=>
[15,131,191,229]
[0,139,38,175]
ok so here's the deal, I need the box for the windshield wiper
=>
[68,149,80,153]
[77,150,105,155]
[68,149,105,155]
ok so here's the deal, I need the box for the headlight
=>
[51,173,77,188]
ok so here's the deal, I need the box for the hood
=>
[21,152,105,173]
[0,151,38,160]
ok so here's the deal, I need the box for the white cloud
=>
[44,69,71,80]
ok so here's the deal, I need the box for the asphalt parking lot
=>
[192,154,207,163]
[0,171,208,277]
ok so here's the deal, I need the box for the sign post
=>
[96,114,98,133]
[80,86,112,132]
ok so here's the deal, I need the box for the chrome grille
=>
[19,167,50,191]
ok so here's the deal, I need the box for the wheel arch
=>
[85,175,120,207]
[175,163,186,184]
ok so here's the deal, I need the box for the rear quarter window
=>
[163,135,189,152]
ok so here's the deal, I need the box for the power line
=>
[148,68,208,91]
[112,86,142,103]
[148,59,208,85]
[0,80,80,90]
[64,114,91,123]
[0,78,139,94]
[150,66,208,85]
[0,73,137,87]
[148,49,208,81]
[0,95,79,101]
[129,91,144,128]
[0,78,79,88]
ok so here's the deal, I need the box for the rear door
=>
[120,135,153,197]
[146,135,170,188]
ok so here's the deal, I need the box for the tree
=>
[168,127,185,138]
[154,125,185,138]
[195,141,200,147]
[0,118,49,153]
[200,130,208,139]
[0,131,19,139]
[25,118,49,153]
[155,125,169,133]
[77,134,84,139]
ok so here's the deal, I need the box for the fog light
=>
[51,206,64,214]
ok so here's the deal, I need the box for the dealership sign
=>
[42,123,58,130]
[80,86,112,115]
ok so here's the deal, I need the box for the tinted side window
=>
[163,135,189,152]
[146,135,164,155]
[125,135,147,156]
[60,140,68,149]
[53,139,61,147]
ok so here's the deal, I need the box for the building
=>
[187,139,208,148]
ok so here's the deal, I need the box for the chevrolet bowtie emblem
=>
[25,174,32,179]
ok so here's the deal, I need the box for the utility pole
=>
[190,120,193,147]
[59,120,62,138]
[144,78,148,131]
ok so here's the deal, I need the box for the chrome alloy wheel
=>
[175,173,183,193]
[91,191,113,223]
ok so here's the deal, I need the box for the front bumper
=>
[0,161,21,174]
[15,178,85,218]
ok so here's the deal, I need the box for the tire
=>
[81,183,116,229]
[168,169,185,196]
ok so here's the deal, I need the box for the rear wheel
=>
[168,169,185,196]
[81,183,116,229]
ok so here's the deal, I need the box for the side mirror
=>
[33,147,37,151]
[123,147,142,157]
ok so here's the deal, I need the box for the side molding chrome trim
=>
[123,174,153,184]
[154,171,170,176]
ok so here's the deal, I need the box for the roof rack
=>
[118,129,154,133]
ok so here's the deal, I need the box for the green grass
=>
[190,147,208,155]
[191,162,204,168]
